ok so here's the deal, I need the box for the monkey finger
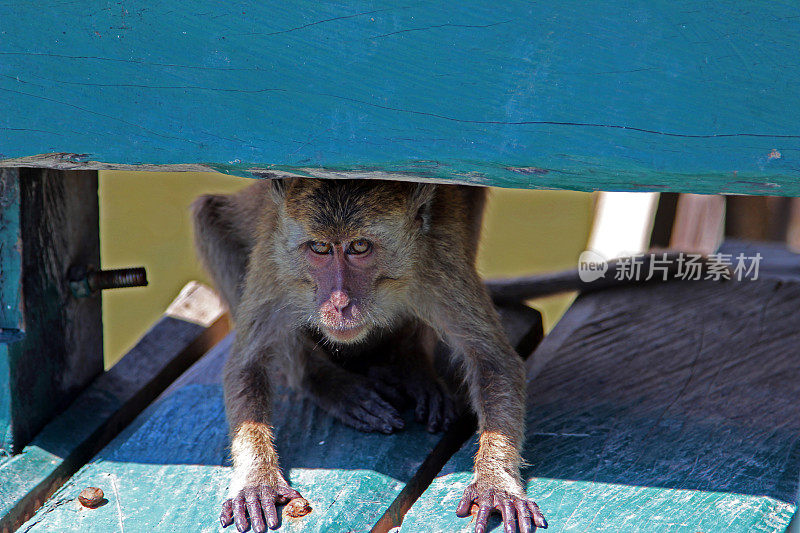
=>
[474,504,492,533]
[340,413,377,433]
[349,405,396,434]
[455,486,476,517]
[220,499,234,528]
[232,496,250,532]
[499,501,517,533]
[364,389,402,417]
[514,501,533,533]
[258,487,280,530]
[440,394,457,431]
[274,486,303,505]
[527,501,547,529]
[425,392,444,433]
[244,490,267,533]
[362,394,405,430]
[339,406,380,432]
[414,389,430,425]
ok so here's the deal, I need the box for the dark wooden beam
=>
[0,168,102,454]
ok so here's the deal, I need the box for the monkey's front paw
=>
[220,485,310,532]
[456,483,547,533]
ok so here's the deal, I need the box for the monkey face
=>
[274,179,428,344]
[304,237,376,342]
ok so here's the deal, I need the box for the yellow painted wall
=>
[99,171,593,366]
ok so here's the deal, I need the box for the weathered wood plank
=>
[0,282,229,532]
[1,2,799,194]
[18,304,542,533]
[403,278,800,532]
[0,168,101,454]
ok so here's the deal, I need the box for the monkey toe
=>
[343,401,404,434]
[415,381,455,433]
[220,499,234,528]
[367,367,410,409]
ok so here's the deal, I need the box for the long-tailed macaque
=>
[193,178,547,533]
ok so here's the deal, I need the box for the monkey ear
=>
[410,183,436,232]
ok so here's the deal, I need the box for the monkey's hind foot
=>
[310,372,407,435]
[456,483,547,533]
[368,365,457,434]
[220,485,310,532]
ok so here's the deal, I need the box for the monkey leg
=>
[365,325,458,433]
[191,193,253,312]
[220,357,310,532]
[303,348,406,434]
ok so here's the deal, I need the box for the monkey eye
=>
[347,239,372,255]
[308,241,332,254]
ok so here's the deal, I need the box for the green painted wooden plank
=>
[0,283,229,531]
[18,334,444,533]
[18,303,543,533]
[0,170,23,447]
[402,277,800,532]
[1,2,799,194]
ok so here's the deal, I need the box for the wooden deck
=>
[9,300,541,532]
[405,276,800,532]
[9,261,800,532]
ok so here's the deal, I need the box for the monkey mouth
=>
[322,324,367,343]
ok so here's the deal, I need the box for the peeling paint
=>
[505,166,549,175]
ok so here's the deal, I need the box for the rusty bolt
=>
[69,266,148,298]
[78,487,104,508]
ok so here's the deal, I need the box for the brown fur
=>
[193,178,545,533]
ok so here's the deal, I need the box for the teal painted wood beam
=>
[1,2,798,194]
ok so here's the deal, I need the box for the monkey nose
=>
[329,290,350,312]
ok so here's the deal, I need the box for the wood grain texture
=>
[0,169,23,338]
[17,334,442,533]
[0,284,229,532]
[0,169,101,454]
[18,304,543,533]
[1,2,798,194]
[403,278,800,532]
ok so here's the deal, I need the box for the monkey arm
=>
[417,264,547,533]
[220,311,310,533]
